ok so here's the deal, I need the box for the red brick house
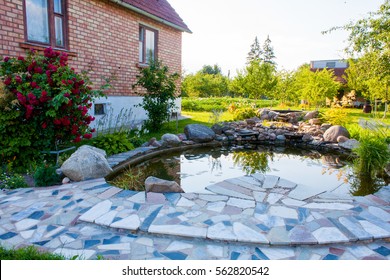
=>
[0,0,191,125]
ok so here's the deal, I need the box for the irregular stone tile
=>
[15,219,40,231]
[53,248,95,260]
[79,200,112,223]
[304,202,354,210]
[348,245,377,259]
[207,222,236,241]
[358,221,390,239]
[288,184,328,201]
[226,177,261,191]
[260,247,296,260]
[262,175,279,189]
[367,206,390,222]
[338,217,372,241]
[165,241,193,251]
[44,226,66,238]
[95,211,118,227]
[20,229,35,239]
[373,246,390,257]
[267,226,291,245]
[312,227,349,244]
[206,183,253,200]
[161,251,188,260]
[207,201,226,213]
[176,197,195,207]
[266,193,284,204]
[253,191,267,202]
[110,215,140,231]
[268,206,298,219]
[222,205,242,215]
[227,198,255,209]
[149,224,207,239]
[136,237,154,247]
[277,178,297,189]
[207,245,224,258]
[233,222,269,244]
[127,192,146,203]
[198,194,228,202]
[288,226,318,245]
[97,243,131,251]
[251,173,265,183]
[97,187,123,200]
[281,198,306,207]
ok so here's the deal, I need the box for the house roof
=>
[115,0,191,33]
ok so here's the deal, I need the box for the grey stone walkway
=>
[0,174,389,260]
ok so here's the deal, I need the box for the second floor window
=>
[139,25,158,65]
[25,0,67,48]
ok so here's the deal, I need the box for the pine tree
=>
[247,36,262,64]
[263,35,276,65]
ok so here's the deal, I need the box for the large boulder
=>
[145,176,184,193]
[323,125,350,142]
[61,145,112,181]
[184,124,215,143]
[161,133,181,146]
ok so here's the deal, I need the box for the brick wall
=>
[0,0,183,96]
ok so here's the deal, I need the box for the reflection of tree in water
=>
[349,172,384,196]
[232,151,274,175]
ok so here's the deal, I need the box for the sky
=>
[168,0,384,75]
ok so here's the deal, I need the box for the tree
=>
[295,65,340,109]
[262,35,276,66]
[275,70,299,104]
[230,60,277,99]
[133,59,179,132]
[200,64,222,75]
[247,36,262,64]
[326,0,390,115]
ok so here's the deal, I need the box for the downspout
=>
[109,0,192,33]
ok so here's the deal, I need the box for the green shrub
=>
[34,164,61,187]
[232,107,257,120]
[320,107,348,126]
[0,245,64,260]
[0,48,106,171]
[92,132,134,156]
[133,59,179,132]
[0,172,28,189]
[182,97,275,112]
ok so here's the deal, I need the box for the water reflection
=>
[111,146,387,195]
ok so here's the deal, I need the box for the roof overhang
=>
[109,0,192,33]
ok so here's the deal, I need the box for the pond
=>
[111,145,386,196]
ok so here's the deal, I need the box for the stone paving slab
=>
[0,175,390,260]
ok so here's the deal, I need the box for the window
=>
[326,62,336,68]
[94,103,106,115]
[139,25,158,64]
[25,0,67,48]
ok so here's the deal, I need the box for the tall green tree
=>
[295,65,340,109]
[247,36,262,64]
[275,70,299,104]
[326,0,389,115]
[262,35,276,66]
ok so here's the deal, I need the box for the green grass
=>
[0,245,64,260]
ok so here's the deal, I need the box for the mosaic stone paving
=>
[0,174,389,260]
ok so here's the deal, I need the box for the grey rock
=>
[276,135,286,141]
[161,133,181,146]
[302,134,313,142]
[338,139,360,150]
[304,110,319,120]
[184,124,216,143]
[145,176,184,193]
[309,118,321,125]
[211,124,223,135]
[78,145,107,157]
[323,125,350,142]
[61,145,112,181]
[337,135,349,143]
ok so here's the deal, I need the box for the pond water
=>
[112,146,376,195]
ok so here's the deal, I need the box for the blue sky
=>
[169,0,384,75]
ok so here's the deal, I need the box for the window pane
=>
[145,29,155,63]
[26,0,49,43]
[54,0,62,14]
[139,28,144,63]
[55,16,64,46]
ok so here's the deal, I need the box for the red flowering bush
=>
[0,48,105,170]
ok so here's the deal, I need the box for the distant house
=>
[310,59,348,84]
[0,0,191,126]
